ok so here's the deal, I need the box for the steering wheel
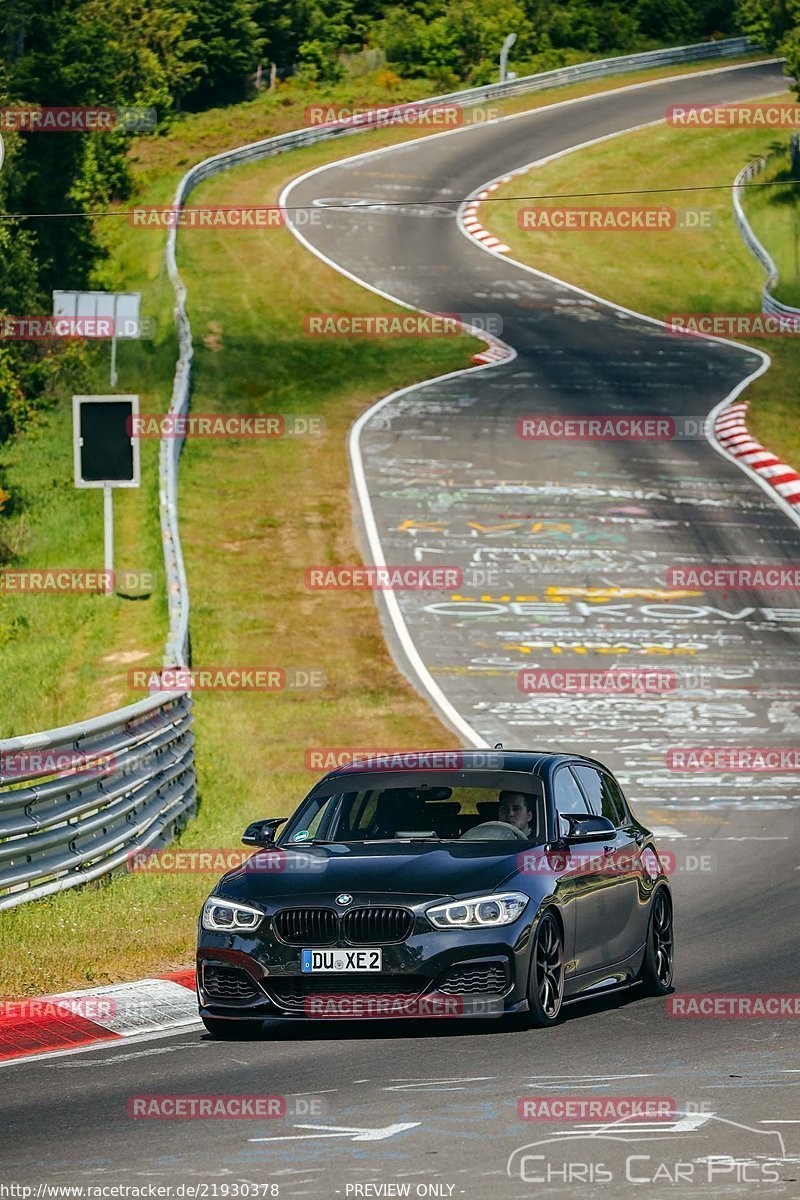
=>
[459,820,529,841]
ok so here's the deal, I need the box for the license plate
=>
[301,948,382,973]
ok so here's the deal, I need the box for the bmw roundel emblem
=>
[336,893,353,906]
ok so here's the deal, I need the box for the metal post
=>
[110,327,118,387]
[499,33,517,84]
[103,483,114,594]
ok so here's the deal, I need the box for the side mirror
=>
[242,818,287,847]
[564,814,616,843]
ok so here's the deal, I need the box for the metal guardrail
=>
[0,694,195,909]
[733,140,800,326]
[0,35,761,909]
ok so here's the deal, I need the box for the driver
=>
[498,790,535,837]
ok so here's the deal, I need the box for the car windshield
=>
[280,780,545,844]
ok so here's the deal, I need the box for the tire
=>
[525,910,565,1028]
[201,1015,264,1039]
[638,888,674,996]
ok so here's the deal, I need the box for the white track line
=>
[0,1021,204,1069]
[280,61,792,739]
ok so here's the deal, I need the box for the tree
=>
[734,0,794,48]
[253,0,370,79]
[172,0,263,107]
[781,2,800,101]
[378,8,429,75]
[381,0,534,83]
[633,0,701,44]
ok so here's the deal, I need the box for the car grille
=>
[437,962,509,995]
[266,976,427,1010]
[343,907,414,944]
[273,908,338,945]
[273,906,413,946]
[202,964,262,1003]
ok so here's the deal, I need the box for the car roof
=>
[320,748,614,783]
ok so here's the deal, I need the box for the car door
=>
[572,764,645,965]
[551,764,617,977]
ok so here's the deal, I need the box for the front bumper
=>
[197,914,535,1021]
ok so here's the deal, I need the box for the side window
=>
[284,794,331,841]
[305,803,330,837]
[573,765,625,827]
[601,773,630,826]
[553,767,590,838]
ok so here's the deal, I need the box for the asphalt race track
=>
[4,59,799,1199]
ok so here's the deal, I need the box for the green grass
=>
[0,52,778,998]
[743,146,800,308]
[480,91,800,472]
[0,330,173,730]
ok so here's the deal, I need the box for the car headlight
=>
[201,897,264,932]
[426,892,529,929]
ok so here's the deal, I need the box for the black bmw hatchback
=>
[196,750,674,1036]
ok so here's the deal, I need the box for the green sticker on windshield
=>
[293,829,310,841]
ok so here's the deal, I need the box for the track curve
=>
[3,59,799,1200]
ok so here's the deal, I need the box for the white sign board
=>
[53,290,142,339]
